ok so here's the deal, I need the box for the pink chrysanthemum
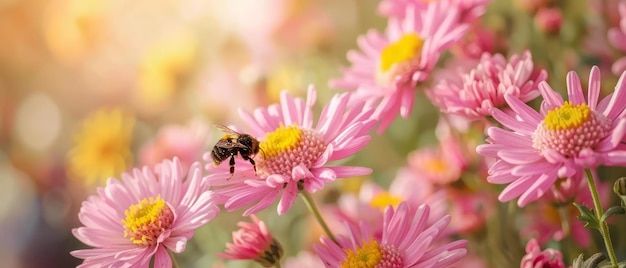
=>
[218,214,283,267]
[378,0,491,23]
[71,158,220,268]
[204,85,375,215]
[427,51,546,119]
[330,1,468,132]
[476,66,626,206]
[520,239,565,268]
[608,2,626,75]
[314,202,467,268]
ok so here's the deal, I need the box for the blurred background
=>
[1,0,625,267]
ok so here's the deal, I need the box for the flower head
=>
[218,215,283,267]
[520,239,565,268]
[608,2,626,75]
[71,158,220,268]
[477,66,626,206]
[314,202,467,268]
[68,108,134,186]
[378,0,490,24]
[331,1,468,132]
[427,51,546,119]
[204,85,375,215]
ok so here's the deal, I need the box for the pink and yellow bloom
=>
[427,51,546,119]
[218,215,283,267]
[204,85,375,215]
[477,66,626,206]
[71,158,220,267]
[520,239,565,268]
[330,1,468,132]
[314,202,467,268]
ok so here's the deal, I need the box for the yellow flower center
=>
[256,124,327,179]
[260,124,303,159]
[370,192,404,211]
[122,195,174,246]
[543,102,590,131]
[341,239,383,268]
[379,34,424,72]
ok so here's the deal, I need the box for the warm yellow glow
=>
[68,108,134,186]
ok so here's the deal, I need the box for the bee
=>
[210,124,261,178]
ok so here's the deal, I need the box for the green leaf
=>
[574,202,599,229]
[601,206,626,222]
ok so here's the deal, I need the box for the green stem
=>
[299,190,338,244]
[557,205,570,238]
[275,261,282,268]
[167,249,180,268]
[584,169,618,268]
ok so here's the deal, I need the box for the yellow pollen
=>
[341,239,383,268]
[379,34,424,72]
[122,196,166,244]
[370,192,404,211]
[544,102,591,131]
[260,124,303,159]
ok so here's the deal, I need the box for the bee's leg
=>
[228,154,235,179]
[249,158,257,175]
[242,155,257,175]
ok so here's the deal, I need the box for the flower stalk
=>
[584,169,618,268]
[299,187,337,244]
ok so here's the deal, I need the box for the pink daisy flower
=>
[330,1,469,132]
[314,202,467,268]
[608,2,626,75]
[476,66,626,206]
[520,239,565,268]
[378,0,491,23]
[71,158,220,268]
[204,85,375,215]
[427,51,547,119]
[218,214,283,267]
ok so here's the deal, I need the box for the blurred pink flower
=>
[204,85,375,215]
[451,25,505,60]
[378,0,491,23]
[407,138,467,185]
[520,239,565,268]
[284,251,324,268]
[476,66,626,206]
[314,202,467,268]
[330,1,468,132]
[333,172,447,240]
[608,2,626,75]
[535,8,563,34]
[71,158,220,268]
[427,51,546,119]
[218,214,283,267]
[446,189,494,234]
[140,119,210,171]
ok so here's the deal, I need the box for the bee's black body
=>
[210,125,260,178]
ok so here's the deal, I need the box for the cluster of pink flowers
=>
[69,0,626,267]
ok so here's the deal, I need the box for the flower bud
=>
[218,215,284,267]
[614,177,626,197]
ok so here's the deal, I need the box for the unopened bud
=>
[614,177,626,197]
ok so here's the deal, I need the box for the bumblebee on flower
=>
[204,85,376,215]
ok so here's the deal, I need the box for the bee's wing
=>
[215,139,249,149]
[213,123,241,135]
